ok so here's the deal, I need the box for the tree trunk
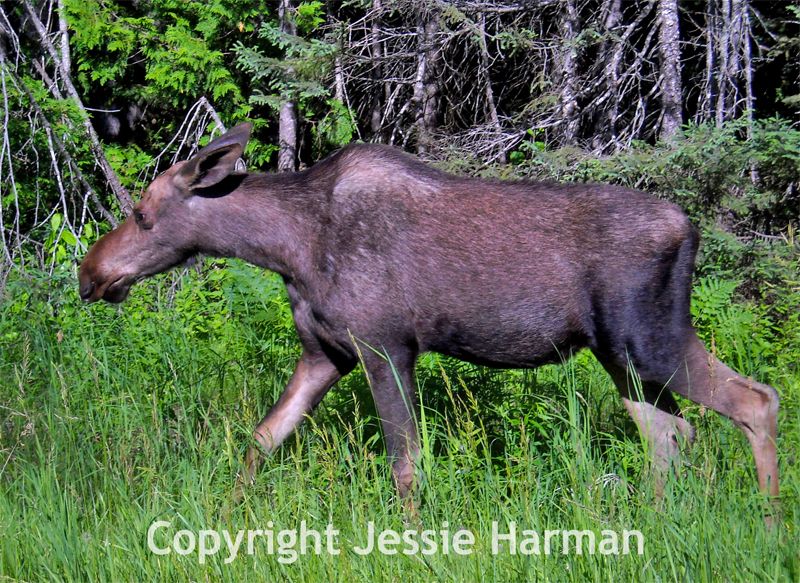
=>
[558,0,580,146]
[278,0,298,172]
[478,12,505,163]
[57,0,70,74]
[369,0,384,138]
[698,0,715,123]
[740,0,754,133]
[334,54,345,103]
[658,0,682,139]
[716,0,730,126]
[413,4,440,154]
[732,0,753,132]
[594,0,623,151]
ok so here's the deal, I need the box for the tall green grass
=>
[0,261,798,582]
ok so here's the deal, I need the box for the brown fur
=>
[79,123,780,514]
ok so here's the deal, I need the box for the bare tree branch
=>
[23,0,134,213]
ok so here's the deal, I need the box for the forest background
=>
[0,1,799,581]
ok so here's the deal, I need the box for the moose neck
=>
[188,171,320,282]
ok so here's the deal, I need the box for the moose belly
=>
[418,304,591,369]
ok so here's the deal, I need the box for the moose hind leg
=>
[621,394,696,495]
[674,334,780,499]
[598,358,696,494]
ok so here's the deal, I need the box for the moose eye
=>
[134,211,151,229]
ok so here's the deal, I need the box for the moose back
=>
[79,123,779,505]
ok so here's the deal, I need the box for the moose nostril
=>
[79,280,96,301]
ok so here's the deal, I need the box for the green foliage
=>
[0,73,101,264]
[145,20,232,104]
[233,2,354,157]
[691,277,777,378]
[57,0,348,180]
[104,144,154,191]
[60,0,268,147]
[3,0,273,275]
[510,118,800,236]
[44,214,95,264]
[64,0,259,108]
[295,1,326,33]
[62,0,149,89]
[313,99,356,153]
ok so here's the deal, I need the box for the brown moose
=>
[78,123,779,511]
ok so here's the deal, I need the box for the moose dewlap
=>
[78,123,779,511]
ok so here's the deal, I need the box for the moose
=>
[79,122,779,509]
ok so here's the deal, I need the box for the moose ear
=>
[174,122,253,191]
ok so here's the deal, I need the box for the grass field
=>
[0,260,798,582]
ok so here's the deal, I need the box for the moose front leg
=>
[238,350,345,497]
[361,348,421,501]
